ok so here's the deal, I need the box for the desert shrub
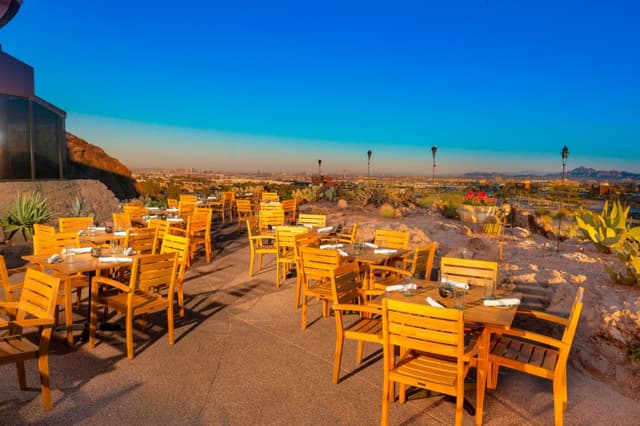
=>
[379,203,396,218]
[629,342,640,362]
[1,192,54,241]
[70,196,94,217]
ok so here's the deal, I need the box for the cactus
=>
[70,196,93,217]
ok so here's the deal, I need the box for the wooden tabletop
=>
[340,243,409,265]
[384,280,520,328]
[79,230,126,246]
[22,252,133,275]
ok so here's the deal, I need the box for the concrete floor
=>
[1,223,639,425]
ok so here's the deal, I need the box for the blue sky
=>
[2,1,639,175]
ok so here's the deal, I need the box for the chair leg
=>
[356,340,365,364]
[75,287,82,310]
[64,280,74,347]
[488,362,499,390]
[205,241,211,263]
[553,373,566,426]
[89,288,98,349]
[177,279,185,318]
[38,351,52,411]
[300,296,308,330]
[249,251,255,277]
[126,311,134,360]
[167,305,175,346]
[333,335,344,384]
[16,360,27,389]
[455,394,464,426]
[294,276,302,309]
[381,378,390,426]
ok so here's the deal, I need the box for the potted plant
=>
[457,191,497,224]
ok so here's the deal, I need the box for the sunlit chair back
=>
[33,224,56,236]
[381,298,476,426]
[298,213,327,228]
[403,242,439,280]
[122,204,146,225]
[124,227,158,255]
[261,192,279,203]
[0,254,24,305]
[185,207,212,265]
[58,216,93,234]
[236,199,253,230]
[258,208,285,232]
[336,222,358,244]
[89,252,178,359]
[275,226,308,288]
[299,245,341,330]
[246,218,277,277]
[281,199,297,224]
[374,229,409,250]
[178,200,196,219]
[160,233,190,317]
[33,231,80,255]
[179,194,198,204]
[167,198,178,209]
[293,231,320,308]
[440,256,497,287]
[147,218,171,251]
[0,268,61,410]
[112,212,132,231]
[222,191,236,221]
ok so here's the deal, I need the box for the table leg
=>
[475,328,489,425]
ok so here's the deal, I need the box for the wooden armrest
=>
[333,303,382,315]
[92,276,130,292]
[11,318,56,328]
[487,326,568,350]
[7,265,27,275]
[370,265,409,275]
[515,309,569,326]
[0,301,19,310]
[170,227,187,236]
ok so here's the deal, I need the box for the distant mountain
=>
[462,167,640,181]
[65,132,138,199]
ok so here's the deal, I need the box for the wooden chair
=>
[329,261,383,384]
[0,255,26,316]
[293,231,320,308]
[179,194,198,204]
[299,245,341,330]
[147,218,171,252]
[298,213,327,228]
[236,199,253,230]
[381,298,478,426]
[367,265,413,292]
[124,227,158,255]
[122,204,147,226]
[281,199,297,224]
[336,222,358,244]
[374,229,409,250]
[33,223,56,235]
[261,192,279,203]
[89,252,178,359]
[112,212,132,231]
[58,216,94,233]
[222,191,236,222]
[402,242,439,280]
[486,287,585,426]
[440,257,498,288]
[167,198,178,209]
[178,201,196,219]
[247,219,277,277]
[275,226,308,288]
[160,234,190,318]
[0,268,61,410]
[182,207,212,266]
[258,208,285,233]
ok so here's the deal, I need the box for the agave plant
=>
[70,196,93,217]
[1,192,54,241]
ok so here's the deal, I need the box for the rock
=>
[337,199,348,209]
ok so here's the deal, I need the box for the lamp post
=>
[561,145,569,185]
[367,149,372,178]
[431,145,437,181]
[318,159,322,177]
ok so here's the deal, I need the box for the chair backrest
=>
[0,255,21,303]
[374,229,409,250]
[33,224,56,236]
[382,297,464,360]
[17,268,61,322]
[336,223,358,244]
[299,245,341,284]
[33,232,80,255]
[128,252,178,295]
[236,199,252,215]
[281,199,297,221]
[408,242,439,279]
[562,287,584,346]
[112,212,132,231]
[440,257,498,287]
[160,233,190,281]
[179,194,198,204]
[329,261,361,306]
[222,191,236,203]
[58,216,93,233]
[167,198,179,209]
[298,213,327,227]
[123,204,146,223]
[259,208,285,231]
[276,226,309,253]
[261,192,279,203]
[147,218,170,240]
[178,201,196,218]
[187,208,212,238]
[125,227,158,255]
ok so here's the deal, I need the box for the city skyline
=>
[2,1,639,175]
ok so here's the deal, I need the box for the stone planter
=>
[457,205,497,224]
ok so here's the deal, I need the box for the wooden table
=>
[79,230,126,246]
[339,243,409,269]
[383,280,520,424]
[22,252,133,346]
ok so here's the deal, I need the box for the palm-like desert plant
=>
[1,193,54,241]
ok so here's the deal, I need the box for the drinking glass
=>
[453,287,466,310]
[403,275,415,297]
[110,239,121,256]
[438,272,453,298]
[64,243,76,264]
[484,278,496,300]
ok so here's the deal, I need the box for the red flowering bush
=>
[462,191,497,206]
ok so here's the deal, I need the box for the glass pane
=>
[0,94,30,179]
[32,101,61,178]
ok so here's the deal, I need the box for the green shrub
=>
[379,203,396,218]
[629,342,640,362]
[1,193,54,241]
[70,196,93,217]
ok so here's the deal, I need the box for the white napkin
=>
[426,297,445,308]
[319,243,343,249]
[167,218,183,222]
[98,257,133,263]
[70,247,92,254]
[94,226,106,231]
[442,279,469,290]
[364,242,378,248]
[374,248,397,254]
[317,226,333,233]
[483,298,521,307]
[47,254,62,263]
[114,231,127,236]
[166,208,179,212]
[386,283,417,292]
[124,247,136,256]
[338,249,349,257]
[300,223,313,228]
